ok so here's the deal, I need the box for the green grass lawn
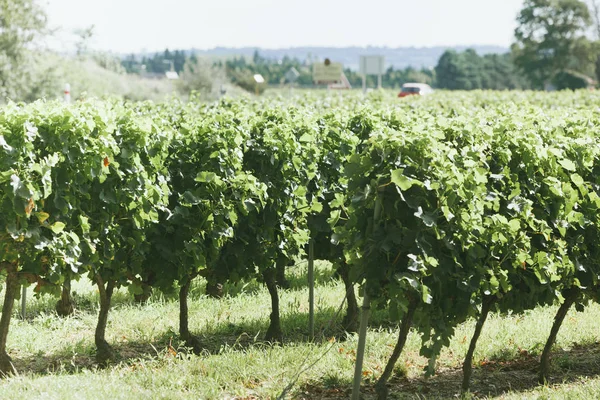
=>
[1,261,600,399]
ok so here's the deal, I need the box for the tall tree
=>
[435,49,530,90]
[512,0,592,89]
[435,50,466,89]
[0,0,47,98]
[590,0,600,36]
[176,56,226,97]
[587,1,600,82]
[74,25,95,56]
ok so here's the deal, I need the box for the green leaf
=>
[330,194,345,209]
[195,171,218,183]
[298,133,315,143]
[310,201,323,213]
[327,209,341,226]
[0,170,12,183]
[49,222,66,234]
[473,168,488,184]
[559,158,576,172]
[570,173,584,187]
[79,215,90,234]
[389,302,400,320]
[508,219,521,233]
[489,275,499,290]
[128,283,144,296]
[391,169,421,191]
[422,286,433,304]
[10,174,30,198]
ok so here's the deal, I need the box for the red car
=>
[398,83,434,98]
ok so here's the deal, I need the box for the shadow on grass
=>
[21,260,340,320]
[7,262,397,379]
[11,299,600,400]
[284,260,338,291]
[185,260,339,299]
[8,306,354,377]
[299,341,600,399]
[22,286,157,321]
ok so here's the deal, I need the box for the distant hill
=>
[185,46,509,70]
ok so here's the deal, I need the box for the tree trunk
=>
[179,277,202,353]
[539,288,579,384]
[179,278,191,340]
[134,283,153,304]
[0,263,18,376]
[55,279,75,317]
[339,262,358,333]
[95,277,116,365]
[462,296,494,392]
[351,287,371,400]
[134,273,155,304]
[264,269,282,343]
[276,257,290,289]
[375,299,418,400]
[596,54,600,85]
[205,278,223,299]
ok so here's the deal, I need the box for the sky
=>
[42,0,526,54]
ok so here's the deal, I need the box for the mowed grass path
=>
[1,262,600,399]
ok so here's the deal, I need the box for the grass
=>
[1,261,600,399]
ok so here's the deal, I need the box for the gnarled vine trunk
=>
[264,269,282,342]
[55,279,75,317]
[205,277,223,299]
[539,287,579,384]
[462,296,494,392]
[179,276,203,353]
[275,257,290,289]
[0,263,18,376]
[339,262,358,333]
[134,272,155,304]
[375,298,418,400]
[95,276,116,365]
[134,283,153,304]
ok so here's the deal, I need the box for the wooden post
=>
[20,286,26,319]
[351,288,371,400]
[308,238,315,340]
[64,83,71,103]
[362,73,367,94]
[351,189,383,400]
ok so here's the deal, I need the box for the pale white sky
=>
[42,0,525,53]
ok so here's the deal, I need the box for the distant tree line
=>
[344,66,436,88]
[220,52,314,86]
[122,49,187,75]
[113,0,600,93]
[215,51,435,88]
[435,50,531,90]
[434,0,600,91]
[4,0,600,101]
[221,0,600,92]
[116,46,535,92]
[121,49,438,90]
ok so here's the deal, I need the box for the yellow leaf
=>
[36,211,50,223]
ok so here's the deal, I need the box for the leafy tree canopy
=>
[512,0,593,88]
